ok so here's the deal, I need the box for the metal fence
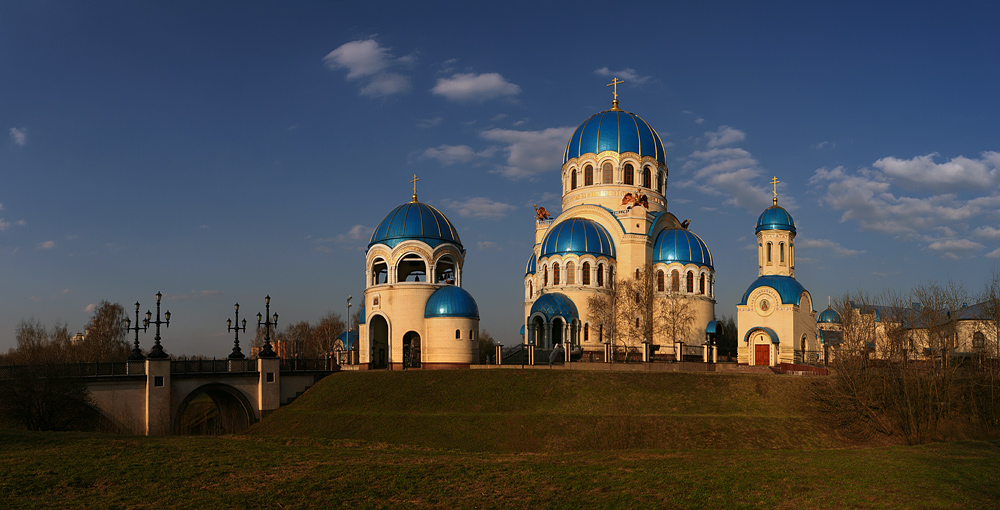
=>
[0,357,336,379]
[0,361,141,379]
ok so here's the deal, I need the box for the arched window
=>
[456,329,461,339]
[436,255,456,284]
[566,261,575,285]
[570,170,577,190]
[582,262,591,285]
[543,265,548,286]
[974,332,986,349]
[609,266,615,288]
[767,242,772,263]
[585,165,593,186]
[687,271,694,293]
[635,317,640,328]
[597,263,604,287]
[528,281,533,297]
[635,268,640,279]
[470,330,475,341]
[671,270,680,292]
[657,172,664,194]
[599,324,603,343]
[371,258,388,285]
[553,263,560,285]
[602,162,613,183]
[657,270,665,292]
[634,292,640,304]
[396,253,426,282]
[779,242,785,263]
[642,167,651,188]
[584,324,589,342]
[699,274,706,295]
[624,163,634,185]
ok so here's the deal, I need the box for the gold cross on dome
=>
[411,174,420,202]
[607,77,624,109]
[771,176,780,204]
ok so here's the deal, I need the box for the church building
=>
[736,187,819,365]
[523,89,718,359]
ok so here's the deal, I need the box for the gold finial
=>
[828,296,831,308]
[411,174,420,202]
[607,77,624,110]
[771,176,780,205]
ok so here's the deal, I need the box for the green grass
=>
[3,370,999,508]
[251,370,840,451]
[1,430,998,509]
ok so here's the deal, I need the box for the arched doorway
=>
[370,315,389,369]
[403,331,421,368]
[551,317,564,348]
[175,383,255,435]
[530,316,545,346]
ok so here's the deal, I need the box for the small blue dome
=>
[529,292,579,321]
[424,286,479,319]
[652,228,713,268]
[817,307,842,324]
[336,331,358,351]
[740,275,809,306]
[564,108,666,165]
[756,204,796,234]
[358,304,365,325]
[539,218,616,259]
[525,252,537,276]
[369,201,462,250]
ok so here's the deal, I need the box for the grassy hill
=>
[251,369,842,452]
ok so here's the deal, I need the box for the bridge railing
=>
[279,358,333,371]
[0,361,140,379]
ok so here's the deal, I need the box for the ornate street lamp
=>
[145,291,171,359]
[125,301,149,361]
[256,295,279,358]
[227,302,248,359]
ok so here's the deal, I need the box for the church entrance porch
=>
[370,315,389,369]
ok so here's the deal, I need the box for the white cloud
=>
[84,303,97,313]
[873,152,1000,191]
[813,141,835,149]
[440,197,516,219]
[480,127,576,179]
[705,125,746,148]
[432,73,520,101]
[417,117,443,128]
[9,127,26,146]
[323,39,412,97]
[36,240,55,250]
[796,238,865,257]
[680,148,775,212]
[422,145,494,165]
[593,67,651,84]
[477,241,499,250]
[974,226,1000,240]
[987,248,1000,259]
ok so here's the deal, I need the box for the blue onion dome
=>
[756,204,796,234]
[337,331,358,350]
[529,292,579,320]
[358,304,365,324]
[740,275,808,306]
[817,306,842,324]
[563,108,666,165]
[424,285,479,319]
[652,228,713,268]
[539,218,616,259]
[369,201,462,250]
[525,252,537,276]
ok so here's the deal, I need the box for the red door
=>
[754,344,770,366]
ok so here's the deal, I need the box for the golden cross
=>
[607,78,624,109]
[411,174,420,202]
[771,176,780,204]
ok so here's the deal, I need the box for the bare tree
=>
[314,312,345,354]
[478,329,496,364]
[657,290,696,354]
[74,301,130,362]
[587,276,624,361]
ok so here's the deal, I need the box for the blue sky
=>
[3,1,1000,354]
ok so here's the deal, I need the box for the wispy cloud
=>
[422,144,495,165]
[873,152,1000,191]
[36,240,56,250]
[432,72,520,101]
[9,127,26,146]
[680,147,776,212]
[84,303,97,313]
[796,238,865,257]
[705,125,746,148]
[323,38,413,97]
[477,241,499,251]
[594,67,651,84]
[417,116,443,128]
[440,197,516,219]
[480,127,576,179]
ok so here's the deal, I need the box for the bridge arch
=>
[174,382,256,434]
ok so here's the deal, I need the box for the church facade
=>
[522,94,718,360]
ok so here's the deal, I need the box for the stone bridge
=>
[38,357,334,435]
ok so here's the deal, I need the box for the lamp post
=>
[145,291,171,359]
[256,295,279,358]
[227,302,247,359]
[346,296,352,366]
[125,301,148,361]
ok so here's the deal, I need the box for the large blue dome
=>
[652,228,713,268]
[563,109,666,165]
[740,275,809,306]
[369,201,462,250]
[424,286,479,319]
[756,204,796,234]
[529,292,579,321]
[539,218,616,259]
[817,307,842,324]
